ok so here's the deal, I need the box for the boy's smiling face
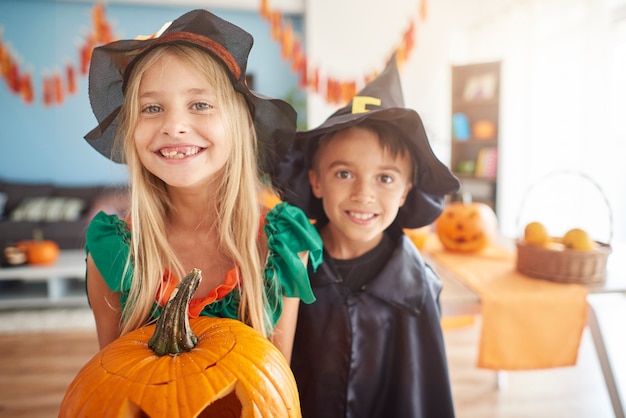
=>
[309,126,413,259]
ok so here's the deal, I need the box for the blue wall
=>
[0,0,302,186]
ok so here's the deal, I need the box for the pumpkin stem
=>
[33,228,44,241]
[148,268,202,357]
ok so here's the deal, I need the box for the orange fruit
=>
[524,221,550,246]
[562,228,595,251]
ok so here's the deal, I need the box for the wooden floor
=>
[0,330,99,418]
[444,318,614,418]
[0,317,615,418]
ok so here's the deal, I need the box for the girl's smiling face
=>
[133,53,230,189]
[309,126,413,259]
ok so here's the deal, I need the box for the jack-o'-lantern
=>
[59,269,301,418]
[435,201,498,252]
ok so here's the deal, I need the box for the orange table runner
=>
[425,237,589,371]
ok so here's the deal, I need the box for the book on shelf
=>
[452,113,470,141]
[474,147,497,179]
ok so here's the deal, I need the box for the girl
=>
[83,9,321,362]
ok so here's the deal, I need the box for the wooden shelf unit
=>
[0,250,87,309]
[451,61,501,211]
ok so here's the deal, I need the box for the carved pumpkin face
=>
[60,317,300,417]
[435,202,498,252]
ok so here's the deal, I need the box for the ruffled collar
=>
[156,268,239,318]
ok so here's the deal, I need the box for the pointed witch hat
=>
[273,55,460,228]
[83,9,296,174]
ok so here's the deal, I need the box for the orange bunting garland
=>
[43,76,53,107]
[20,71,33,104]
[1,3,115,106]
[260,0,428,104]
[54,72,64,105]
[3,1,426,107]
[66,64,77,95]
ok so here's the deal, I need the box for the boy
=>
[274,56,460,418]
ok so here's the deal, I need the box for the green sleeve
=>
[85,211,133,294]
[264,202,323,304]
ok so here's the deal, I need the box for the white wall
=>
[458,0,626,245]
[305,0,626,247]
[303,0,467,178]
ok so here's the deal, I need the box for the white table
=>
[0,250,87,309]
[587,293,626,418]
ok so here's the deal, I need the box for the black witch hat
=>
[273,56,460,228]
[84,9,296,174]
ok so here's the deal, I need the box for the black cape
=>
[291,232,456,418]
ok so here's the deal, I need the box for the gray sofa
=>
[0,180,128,250]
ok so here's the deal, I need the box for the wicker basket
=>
[516,240,611,284]
[515,171,612,284]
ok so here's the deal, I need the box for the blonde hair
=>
[116,44,271,337]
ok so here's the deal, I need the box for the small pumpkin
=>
[16,239,60,265]
[435,200,498,252]
[404,226,431,251]
[59,269,301,418]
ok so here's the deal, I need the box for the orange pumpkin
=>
[435,201,498,252]
[403,226,431,251]
[59,269,301,418]
[16,239,60,265]
[472,120,496,140]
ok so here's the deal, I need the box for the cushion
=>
[0,182,54,214]
[10,197,86,222]
[62,198,86,221]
